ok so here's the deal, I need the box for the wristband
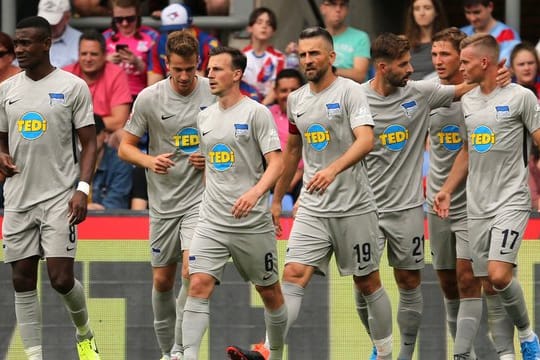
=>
[76,181,90,196]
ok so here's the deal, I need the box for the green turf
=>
[3,239,540,359]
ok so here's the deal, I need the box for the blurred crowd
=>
[1,0,539,211]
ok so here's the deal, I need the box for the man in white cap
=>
[38,0,82,68]
[147,2,220,85]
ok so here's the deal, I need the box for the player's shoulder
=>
[139,79,164,97]
[56,68,88,88]
[288,83,309,102]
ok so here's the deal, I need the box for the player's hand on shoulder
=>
[188,152,205,170]
[69,191,88,225]
[150,153,175,174]
[496,59,511,87]
[433,191,451,219]
[0,153,19,177]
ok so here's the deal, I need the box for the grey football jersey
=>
[197,96,281,233]
[361,80,455,212]
[462,84,540,219]
[0,69,94,210]
[124,76,216,218]
[287,76,376,216]
[427,100,467,217]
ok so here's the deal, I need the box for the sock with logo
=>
[454,298,482,357]
[444,297,459,340]
[365,287,393,359]
[15,290,42,355]
[60,279,92,341]
[281,281,305,336]
[182,296,210,360]
[397,286,423,360]
[486,293,515,357]
[354,286,371,337]
[173,277,189,354]
[152,287,175,356]
[264,304,287,360]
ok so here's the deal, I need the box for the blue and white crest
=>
[401,100,417,118]
[495,105,510,120]
[48,93,65,105]
[326,102,341,117]
[234,123,249,136]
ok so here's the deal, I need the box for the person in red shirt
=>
[64,29,132,132]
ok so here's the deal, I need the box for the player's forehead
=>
[14,27,43,41]
[208,53,232,68]
[432,40,458,54]
[298,36,330,53]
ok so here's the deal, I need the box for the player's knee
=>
[283,263,311,285]
[153,274,175,291]
[12,273,37,292]
[394,269,421,289]
[487,271,512,290]
[49,274,74,294]
[353,272,382,295]
[255,282,284,308]
[187,273,214,298]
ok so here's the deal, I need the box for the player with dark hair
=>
[228,26,393,360]
[359,32,476,360]
[0,16,99,360]
[182,46,287,360]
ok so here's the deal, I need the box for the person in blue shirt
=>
[89,115,133,210]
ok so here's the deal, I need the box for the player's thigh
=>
[330,211,380,277]
[40,190,77,259]
[285,211,333,276]
[230,231,279,287]
[188,226,231,284]
[179,204,200,251]
[468,217,492,277]
[380,206,425,270]
[2,208,41,263]
[489,210,529,267]
[428,212,457,271]
[451,215,471,261]
[149,216,182,267]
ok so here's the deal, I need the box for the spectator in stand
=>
[0,32,21,83]
[103,0,157,99]
[510,42,540,99]
[37,0,82,68]
[404,0,448,80]
[88,115,133,210]
[72,0,110,16]
[529,146,540,212]
[147,3,220,85]
[509,43,540,212]
[460,0,520,66]
[269,68,305,201]
[242,7,285,105]
[0,32,20,208]
[320,0,370,82]
[64,30,132,132]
